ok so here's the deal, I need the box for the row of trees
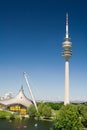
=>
[27,102,87,129]
[27,103,52,118]
[27,102,63,118]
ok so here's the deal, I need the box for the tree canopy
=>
[52,104,83,130]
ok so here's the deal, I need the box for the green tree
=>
[27,105,36,117]
[52,104,83,130]
[38,103,52,118]
[77,104,87,127]
[44,102,63,110]
[42,105,51,118]
[38,103,44,116]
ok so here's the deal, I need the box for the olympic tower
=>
[62,13,72,105]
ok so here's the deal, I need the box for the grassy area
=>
[0,110,13,119]
[0,110,23,119]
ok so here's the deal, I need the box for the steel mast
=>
[23,72,38,111]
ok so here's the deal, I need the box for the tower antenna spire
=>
[66,13,69,39]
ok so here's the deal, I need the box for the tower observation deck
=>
[62,13,72,60]
[62,13,72,105]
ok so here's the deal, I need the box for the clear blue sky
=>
[0,0,87,101]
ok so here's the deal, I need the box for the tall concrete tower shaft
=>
[62,13,72,105]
